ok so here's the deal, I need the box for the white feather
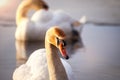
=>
[13,49,75,80]
[15,9,82,41]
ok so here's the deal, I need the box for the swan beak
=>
[59,43,69,60]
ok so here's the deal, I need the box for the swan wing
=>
[13,49,49,80]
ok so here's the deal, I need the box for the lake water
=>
[0,24,120,80]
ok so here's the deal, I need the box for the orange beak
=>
[58,43,69,59]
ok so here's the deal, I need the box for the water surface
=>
[0,24,120,80]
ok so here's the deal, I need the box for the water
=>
[0,26,16,80]
[0,24,120,80]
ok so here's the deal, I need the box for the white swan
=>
[13,27,75,80]
[15,0,86,41]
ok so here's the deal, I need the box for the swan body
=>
[13,49,75,80]
[31,9,74,39]
[15,9,81,41]
[13,27,75,80]
[15,0,86,41]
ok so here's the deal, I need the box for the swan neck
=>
[16,0,46,26]
[45,39,68,80]
[16,1,30,26]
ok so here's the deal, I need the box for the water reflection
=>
[15,40,45,66]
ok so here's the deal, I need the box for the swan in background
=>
[15,0,86,41]
[13,27,75,80]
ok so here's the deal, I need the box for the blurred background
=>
[0,0,120,26]
[0,0,120,80]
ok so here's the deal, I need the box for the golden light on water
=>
[0,0,9,7]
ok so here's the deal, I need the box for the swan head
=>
[30,0,49,10]
[46,27,69,59]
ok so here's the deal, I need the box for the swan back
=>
[31,9,53,23]
[31,10,76,40]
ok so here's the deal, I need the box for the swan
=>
[15,0,86,41]
[13,27,75,80]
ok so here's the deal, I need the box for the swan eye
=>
[56,37,67,47]
[62,40,67,47]
[56,37,59,46]
[43,4,48,9]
